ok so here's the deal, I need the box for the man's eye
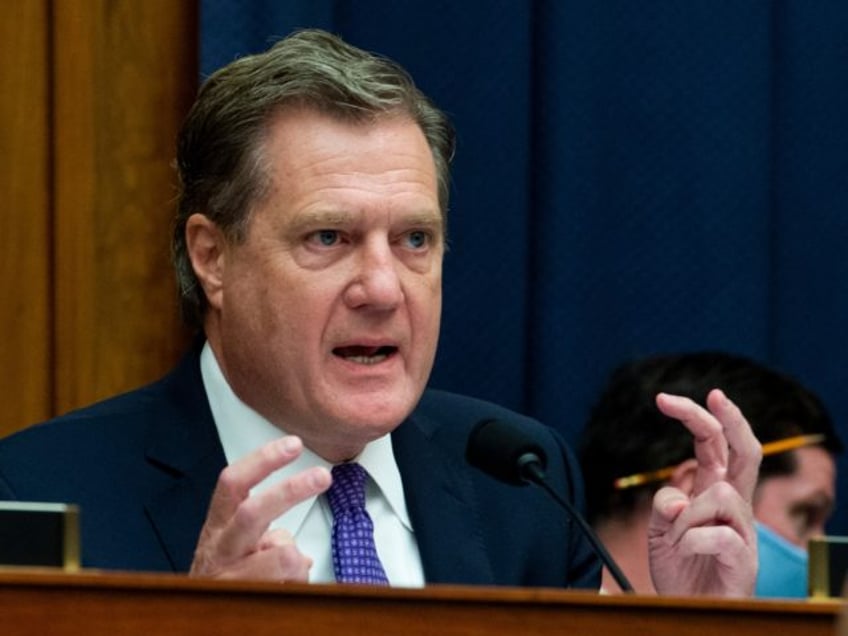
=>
[311,230,339,246]
[791,504,829,542]
[405,230,429,249]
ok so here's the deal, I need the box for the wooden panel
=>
[0,570,842,636]
[0,0,51,434]
[51,0,197,416]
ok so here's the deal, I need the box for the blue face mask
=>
[754,521,809,598]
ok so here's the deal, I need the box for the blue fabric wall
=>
[200,1,848,532]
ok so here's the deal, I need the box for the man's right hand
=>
[190,435,332,581]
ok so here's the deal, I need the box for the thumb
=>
[649,486,689,533]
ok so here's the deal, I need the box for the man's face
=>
[753,446,836,548]
[197,109,444,462]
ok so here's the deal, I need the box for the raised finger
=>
[205,436,305,528]
[655,392,727,495]
[213,465,331,560]
[706,389,761,502]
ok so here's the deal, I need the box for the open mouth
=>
[333,345,398,365]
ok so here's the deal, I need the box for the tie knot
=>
[328,462,368,514]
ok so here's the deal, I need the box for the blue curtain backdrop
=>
[200,1,848,531]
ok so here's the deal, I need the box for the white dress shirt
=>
[200,342,425,586]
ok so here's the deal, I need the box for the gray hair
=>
[173,28,455,328]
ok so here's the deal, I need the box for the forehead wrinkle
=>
[282,169,437,206]
[302,169,436,196]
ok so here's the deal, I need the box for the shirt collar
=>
[356,435,413,531]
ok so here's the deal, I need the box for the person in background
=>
[0,29,759,595]
[579,351,842,597]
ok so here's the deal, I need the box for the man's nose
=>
[343,241,403,310]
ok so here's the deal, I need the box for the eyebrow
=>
[291,210,354,230]
[402,212,444,229]
[290,209,444,232]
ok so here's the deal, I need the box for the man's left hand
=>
[648,389,761,597]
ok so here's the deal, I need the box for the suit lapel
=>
[392,413,494,585]
[141,343,228,571]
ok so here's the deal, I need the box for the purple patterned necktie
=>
[327,462,390,585]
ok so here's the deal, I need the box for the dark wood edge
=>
[0,568,840,617]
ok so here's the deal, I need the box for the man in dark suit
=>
[0,29,759,595]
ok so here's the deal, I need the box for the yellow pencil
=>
[613,433,826,490]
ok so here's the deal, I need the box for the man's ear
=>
[669,458,699,496]
[185,213,227,311]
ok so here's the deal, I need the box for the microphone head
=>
[465,419,548,486]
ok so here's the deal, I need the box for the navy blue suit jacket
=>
[0,344,600,589]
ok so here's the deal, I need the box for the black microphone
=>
[466,418,634,593]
